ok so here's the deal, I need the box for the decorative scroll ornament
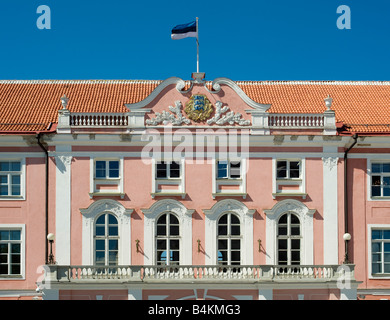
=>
[184,94,214,122]
[207,101,251,126]
[145,101,191,126]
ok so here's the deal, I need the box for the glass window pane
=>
[0,163,9,171]
[157,214,166,225]
[10,162,20,172]
[277,161,287,178]
[384,230,390,239]
[169,214,179,225]
[231,239,240,250]
[384,187,390,197]
[291,239,300,249]
[11,186,20,196]
[108,214,117,225]
[372,242,381,252]
[157,225,166,236]
[372,163,381,173]
[279,214,288,224]
[372,176,381,186]
[0,176,7,184]
[372,230,382,239]
[156,162,167,178]
[0,244,8,253]
[95,252,105,265]
[383,163,390,173]
[170,240,179,250]
[218,239,228,250]
[108,226,118,236]
[278,239,287,250]
[278,251,287,264]
[10,231,20,241]
[230,214,240,224]
[219,214,227,224]
[231,226,240,236]
[0,186,8,196]
[291,250,300,262]
[11,244,20,254]
[384,264,390,273]
[291,214,300,224]
[0,265,8,275]
[217,161,228,178]
[372,186,381,197]
[95,240,105,251]
[231,251,240,263]
[372,253,381,262]
[170,226,179,236]
[384,243,390,252]
[384,253,390,263]
[11,265,20,275]
[108,161,119,178]
[218,225,227,236]
[157,239,166,250]
[95,161,106,178]
[278,226,287,236]
[291,226,300,236]
[372,263,381,274]
[109,240,118,251]
[95,226,105,236]
[0,231,9,241]
[11,175,20,185]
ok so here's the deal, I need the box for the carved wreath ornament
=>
[145,96,251,126]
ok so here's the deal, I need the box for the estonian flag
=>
[171,21,197,40]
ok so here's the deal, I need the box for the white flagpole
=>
[196,17,199,73]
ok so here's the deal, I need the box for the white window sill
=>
[151,192,186,199]
[212,192,247,199]
[89,192,125,199]
[272,192,307,199]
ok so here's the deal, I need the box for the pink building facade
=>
[0,74,389,300]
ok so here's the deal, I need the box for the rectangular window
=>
[217,160,241,179]
[0,229,21,276]
[156,161,181,179]
[371,163,390,197]
[371,229,390,274]
[95,160,120,179]
[276,160,301,179]
[0,161,22,197]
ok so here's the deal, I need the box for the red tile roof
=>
[0,80,389,133]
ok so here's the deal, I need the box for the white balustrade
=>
[70,113,128,127]
[45,264,353,283]
[268,114,324,128]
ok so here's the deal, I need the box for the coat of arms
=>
[184,94,214,122]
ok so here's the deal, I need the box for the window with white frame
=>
[371,229,390,275]
[217,213,241,265]
[95,160,120,179]
[91,159,123,198]
[95,213,119,266]
[0,161,22,197]
[371,162,390,198]
[277,212,301,265]
[156,213,180,265]
[156,161,181,179]
[0,229,22,276]
[217,160,241,179]
[276,160,301,179]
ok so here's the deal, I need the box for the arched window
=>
[217,213,241,265]
[95,213,119,266]
[277,212,301,265]
[156,213,180,265]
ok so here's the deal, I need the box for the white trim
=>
[54,146,72,265]
[264,199,315,265]
[0,224,25,280]
[203,199,255,265]
[322,148,339,264]
[141,199,194,265]
[80,199,133,265]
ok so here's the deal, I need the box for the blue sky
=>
[0,0,389,81]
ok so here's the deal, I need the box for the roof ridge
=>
[0,79,163,84]
[235,80,390,85]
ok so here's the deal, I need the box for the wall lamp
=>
[135,239,140,253]
[47,233,56,264]
[258,239,262,252]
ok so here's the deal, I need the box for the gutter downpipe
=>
[343,133,358,264]
[36,133,49,265]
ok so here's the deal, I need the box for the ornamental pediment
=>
[125,76,271,127]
